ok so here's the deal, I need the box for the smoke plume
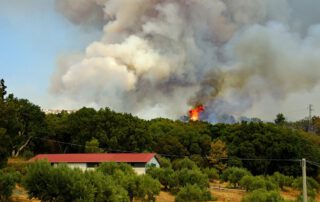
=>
[51,0,320,122]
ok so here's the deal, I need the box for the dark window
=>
[132,163,146,167]
[87,163,99,168]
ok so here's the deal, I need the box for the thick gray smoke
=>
[51,0,320,122]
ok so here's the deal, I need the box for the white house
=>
[30,153,160,175]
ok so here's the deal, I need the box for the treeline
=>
[1,79,320,177]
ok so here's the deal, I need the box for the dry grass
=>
[11,185,39,202]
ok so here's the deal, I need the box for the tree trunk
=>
[14,137,32,157]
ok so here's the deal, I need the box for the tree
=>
[175,184,212,202]
[0,170,20,202]
[202,168,219,182]
[147,167,175,190]
[172,157,198,171]
[208,139,228,172]
[242,189,284,202]
[221,167,251,188]
[274,113,286,125]
[172,168,209,191]
[85,137,104,153]
[0,79,7,101]
[239,176,277,191]
[134,174,161,202]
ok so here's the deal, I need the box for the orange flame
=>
[189,105,205,121]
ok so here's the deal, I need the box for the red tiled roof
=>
[30,153,156,163]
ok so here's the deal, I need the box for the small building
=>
[30,153,160,175]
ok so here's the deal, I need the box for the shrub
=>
[240,175,278,191]
[221,167,251,188]
[175,184,212,202]
[24,161,129,202]
[172,158,198,171]
[269,172,293,190]
[202,168,219,182]
[0,170,20,202]
[169,168,209,193]
[146,167,175,190]
[292,177,320,200]
[242,189,285,202]
[97,162,135,176]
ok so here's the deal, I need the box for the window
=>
[87,163,99,168]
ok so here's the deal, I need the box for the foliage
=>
[133,174,161,202]
[146,167,175,190]
[207,139,228,172]
[292,177,320,199]
[202,168,219,182]
[85,137,104,153]
[213,122,320,176]
[221,167,252,188]
[171,168,209,192]
[274,113,286,125]
[97,162,135,176]
[175,184,212,202]
[157,156,172,168]
[0,170,20,202]
[172,157,198,171]
[241,189,285,202]
[23,161,129,202]
[269,172,293,190]
[239,175,278,191]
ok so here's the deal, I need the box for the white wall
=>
[53,163,87,171]
[146,157,160,168]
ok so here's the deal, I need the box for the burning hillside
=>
[51,0,320,122]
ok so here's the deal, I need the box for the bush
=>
[134,174,161,202]
[97,162,135,176]
[269,172,293,190]
[24,162,95,202]
[292,177,320,200]
[0,170,20,202]
[172,158,198,171]
[146,167,175,190]
[202,168,219,182]
[169,168,209,193]
[240,175,278,191]
[242,189,285,202]
[175,184,212,202]
[24,161,129,202]
[221,167,251,188]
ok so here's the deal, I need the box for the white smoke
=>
[51,0,320,122]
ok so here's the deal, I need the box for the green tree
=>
[85,137,104,153]
[0,170,20,202]
[147,167,175,190]
[269,172,293,190]
[275,113,286,125]
[202,168,219,182]
[239,175,277,191]
[221,167,252,188]
[24,161,95,202]
[172,157,198,171]
[170,168,209,192]
[134,174,161,202]
[242,189,284,202]
[175,184,212,202]
[97,162,135,176]
[0,79,7,101]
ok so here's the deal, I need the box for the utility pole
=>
[308,104,313,132]
[302,158,307,202]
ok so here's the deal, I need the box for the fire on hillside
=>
[189,105,205,122]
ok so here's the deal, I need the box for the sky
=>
[1,0,320,122]
[0,0,99,108]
